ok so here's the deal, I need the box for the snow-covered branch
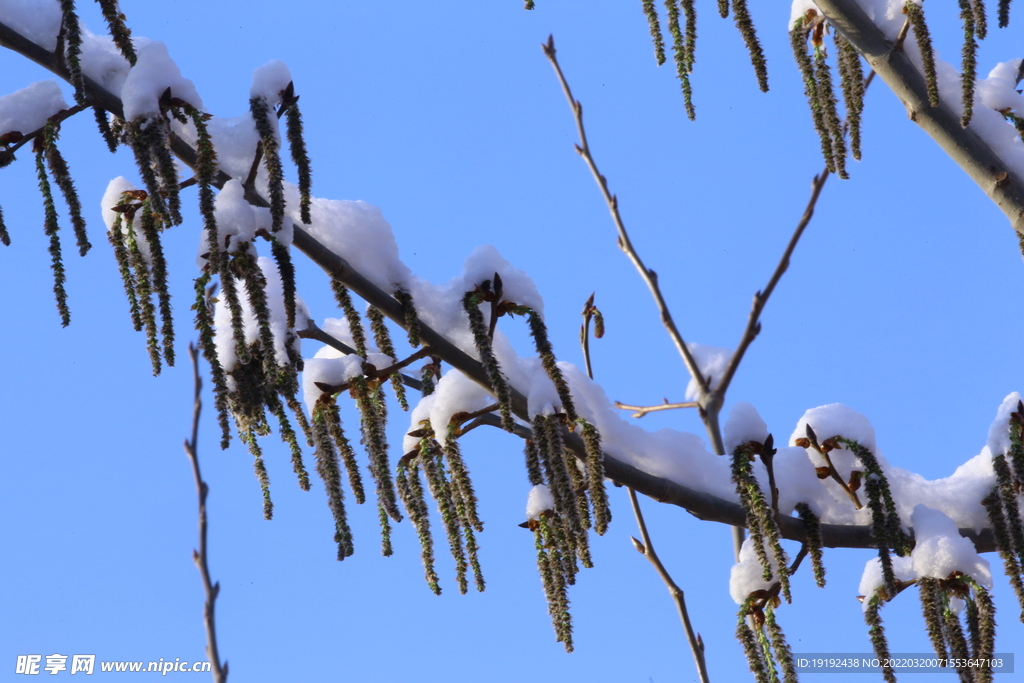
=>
[813,0,1024,236]
[0,13,1010,560]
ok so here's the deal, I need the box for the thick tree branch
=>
[813,0,1024,236]
[0,20,1001,554]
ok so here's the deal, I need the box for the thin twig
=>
[628,487,711,683]
[243,140,263,192]
[0,101,89,165]
[298,320,424,391]
[714,20,894,407]
[788,544,809,576]
[313,346,433,395]
[542,35,709,401]
[581,294,709,683]
[184,343,228,683]
[712,170,829,403]
[614,400,699,418]
[580,292,595,379]
[543,34,744,556]
[449,403,501,434]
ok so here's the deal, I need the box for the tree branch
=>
[614,400,700,418]
[582,292,708,682]
[712,170,829,404]
[184,344,228,683]
[813,0,1024,236]
[0,20,1002,554]
[628,487,710,683]
[541,35,711,402]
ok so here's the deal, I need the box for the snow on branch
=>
[0,13,1013,559]
[813,0,1024,236]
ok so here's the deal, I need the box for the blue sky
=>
[2,1,1023,681]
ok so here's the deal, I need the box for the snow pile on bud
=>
[121,41,202,121]
[526,484,554,521]
[0,80,68,137]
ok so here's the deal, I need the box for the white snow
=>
[858,555,916,606]
[198,180,256,268]
[526,484,554,521]
[101,176,161,266]
[121,42,202,121]
[723,402,770,456]
[526,358,560,418]
[427,369,498,444]
[460,244,545,314]
[250,60,292,104]
[729,537,782,604]
[857,505,992,610]
[101,176,136,232]
[773,446,837,518]
[255,205,294,247]
[321,315,366,353]
[79,26,135,96]
[293,194,413,294]
[0,0,61,51]
[0,80,68,137]
[911,505,992,589]
[977,61,1024,114]
[301,354,365,409]
[791,402,877,453]
[985,391,1022,459]
[684,343,732,401]
[183,113,260,182]
[404,393,436,455]
[788,0,821,29]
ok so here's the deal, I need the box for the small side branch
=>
[581,296,707,682]
[0,102,89,167]
[628,488,710,683]
[298,320,424,392]
[713,170,829,401]
[542,35,709,400]
[313,347,433,395]
[184,344,228,683]
[614,400,699,418]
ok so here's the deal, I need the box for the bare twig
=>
[628,488,710,683]
[543,34,747,556]
[581,295,708,683]
[614,400,700,418]
[542,35,710,402]
[712,171,830,403]
[788,544,809,576]
[184,343,228,683]
[580,292,596,379]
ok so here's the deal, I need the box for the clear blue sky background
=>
[2,2,1023,681]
